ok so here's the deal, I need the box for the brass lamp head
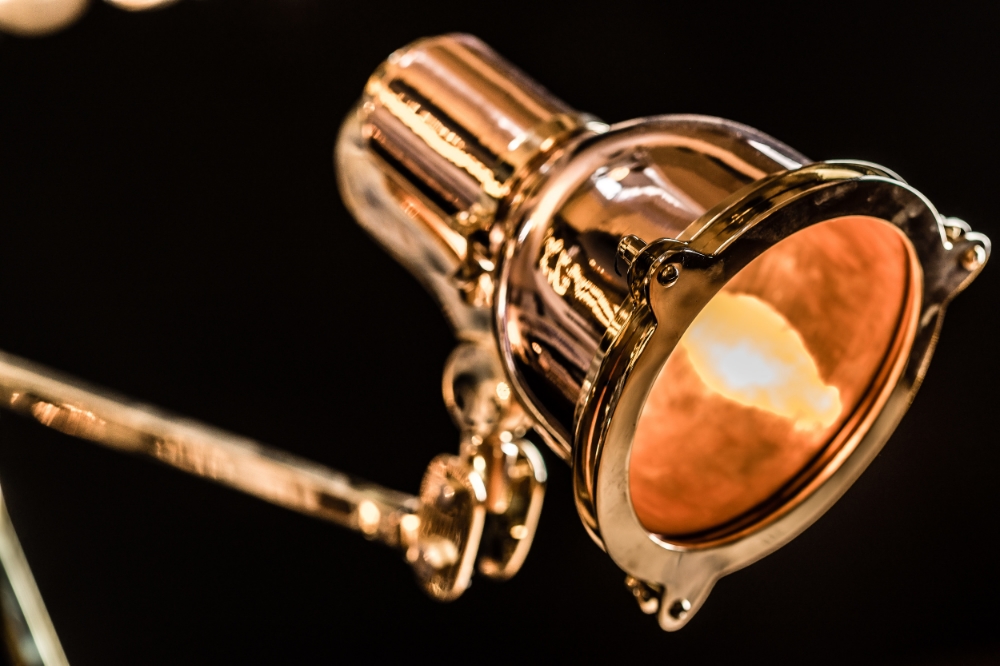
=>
[335,33,989,629]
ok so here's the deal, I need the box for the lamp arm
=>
[0,351,420,548]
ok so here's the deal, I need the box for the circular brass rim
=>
[572,161,989,627]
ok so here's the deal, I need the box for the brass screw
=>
[657,264,680,287]
[616,235,646,276]
[668,598,691,620]
[624,576,661,615]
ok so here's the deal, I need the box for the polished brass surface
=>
[412,454,486,600]
[585,163,986,629]
[0,351,420,547]
[337,34,990,630]
[341,34,595,332]
[0,25,987,650]
[442,343,547,580]
[496,116,807,456]
[0,344,544,608]
[624,575,662,615]
[362,34,587,222]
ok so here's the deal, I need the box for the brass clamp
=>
[406,342,546,601]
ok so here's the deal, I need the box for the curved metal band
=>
[573,162,905,535]
[576,162,988,630]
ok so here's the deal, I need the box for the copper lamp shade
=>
[336,33,988,629]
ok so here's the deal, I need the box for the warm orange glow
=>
[680,292,842,430]
[629,216,916,540]
[357,500,382,536]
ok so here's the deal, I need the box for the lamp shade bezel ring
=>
[573,161,990,630]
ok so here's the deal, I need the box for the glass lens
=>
[629,216,918,540]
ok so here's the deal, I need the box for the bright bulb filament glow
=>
[679,292,842,429]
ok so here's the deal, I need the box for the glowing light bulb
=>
[679,292,842,430]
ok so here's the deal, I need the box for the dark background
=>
[0,1,997,663]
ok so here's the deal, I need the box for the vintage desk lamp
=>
[0,31,988,665]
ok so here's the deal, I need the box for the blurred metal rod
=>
[0,490,68,666]
[0,351,418,548]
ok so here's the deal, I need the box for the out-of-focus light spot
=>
[500,442,519,457]
[0,0,89,37]
[400,514,421,563]
[608,166,630,181]
[509,524,528,540]
[421,537,458,569]
[680,292,841,430]
[594,176,622,200]
[104,0,179,11]
[356,500,381,536]
[400,514,420,533]
[495,381,511,401]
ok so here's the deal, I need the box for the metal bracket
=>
[407,341,547,600]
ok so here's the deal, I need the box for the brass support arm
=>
[0,350,419,548]
[0,343,546,606]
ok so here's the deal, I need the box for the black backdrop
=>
[0,2,997,663]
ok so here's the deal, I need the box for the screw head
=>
[961,245,986,271]
[656,264,680,287]
[616,234,647,276]
[668,598,691,620]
